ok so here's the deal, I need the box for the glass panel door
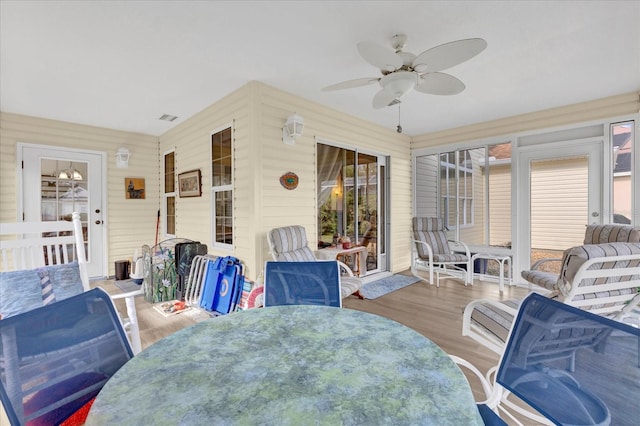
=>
[21,145,104,277]
[317,143,386,275]
[517,140,602,276]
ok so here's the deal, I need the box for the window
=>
[163,150,175,237]
[439,150,475,228]
[611,121,634,225]
[415,143,511,247]
[211,126,233,247]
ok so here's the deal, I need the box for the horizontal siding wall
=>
[488,164,512,247]
[158,85,253,272]
[530,157,588,250]
[0,112,159,276]
[257,83,412,276]
[158,82,412,279]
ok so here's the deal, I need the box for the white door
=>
[516,139,603,278]
[21,145,105,277]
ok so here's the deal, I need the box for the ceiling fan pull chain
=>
[397,103,402,133]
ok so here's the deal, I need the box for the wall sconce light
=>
[282,113,304,145]
[115,147,130,168]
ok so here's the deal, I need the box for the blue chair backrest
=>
[0,288,133,425]
[264,261,341,307]
[497,292,640,425]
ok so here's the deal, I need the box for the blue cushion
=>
[0,268,43,318]
[43,262,84,301]
[0,262,84,318]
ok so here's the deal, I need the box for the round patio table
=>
[87,305,482,425]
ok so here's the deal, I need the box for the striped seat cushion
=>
[583,224,640,244]
[520,269,559,291]
[412,217,458,260]
[269,226,316,261]
[469,299,521,345]
[340,277,362,299]
[268,225,363,298]
[558,242,640,310]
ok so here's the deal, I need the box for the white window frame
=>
[438,150,475,229]
[210,124,234,250]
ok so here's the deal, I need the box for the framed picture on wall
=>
[125,177,145,199]
[178,169,202,197]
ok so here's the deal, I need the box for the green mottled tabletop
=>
[87,306,482,425]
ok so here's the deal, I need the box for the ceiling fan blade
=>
[413,38,487,73]
[372,88,399,109]
[415,72,465,95]
[321,77,380,91]
[357,41,403,72]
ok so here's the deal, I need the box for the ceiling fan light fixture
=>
[379,71,416,98]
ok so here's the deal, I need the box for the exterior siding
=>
[158,84,252,266]
[0,112,159,276]
[530,157,588,250]
[487,164,512,247]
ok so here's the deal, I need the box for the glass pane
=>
[40,159,89,261]
[612,122,633,224]
[212,128,232,186]
[414,154,439,217]
[317,144,342,247]
[530,155,588,271]
[487,142,512,248]
[166,196,175,235]
[357,152,378,270]
[215,190,233,245]
[164,152,175,193]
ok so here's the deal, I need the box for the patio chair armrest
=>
[530,257,562,270]
[462,298,520,328]
[449,355,499,407]
[337,260,355,277]
[449,240,471,258]
[107,288,143,354]
[110,288,144,300]
[411,239,434,259]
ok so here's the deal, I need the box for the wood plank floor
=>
[96,273,537,425]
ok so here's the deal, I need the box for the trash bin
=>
[115,260,130,281]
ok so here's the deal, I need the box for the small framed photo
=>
[178,169,202,197]
[125,178,145,199]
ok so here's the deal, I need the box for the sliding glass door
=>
[317,143,387,274]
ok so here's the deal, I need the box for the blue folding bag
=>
[200,257,244,314]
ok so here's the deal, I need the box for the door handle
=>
[95,220,103,225]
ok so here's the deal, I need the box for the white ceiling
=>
[1,1,639,137]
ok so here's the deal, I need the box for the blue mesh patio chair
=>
[0,288,133,425]
[264,260,342,307]
[453,292,640,425]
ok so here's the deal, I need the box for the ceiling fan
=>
[322,34,487,109]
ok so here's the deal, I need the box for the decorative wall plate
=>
[280,172,299,190]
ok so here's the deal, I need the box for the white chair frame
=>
[462,249,640,355]
[0,212,143,354]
